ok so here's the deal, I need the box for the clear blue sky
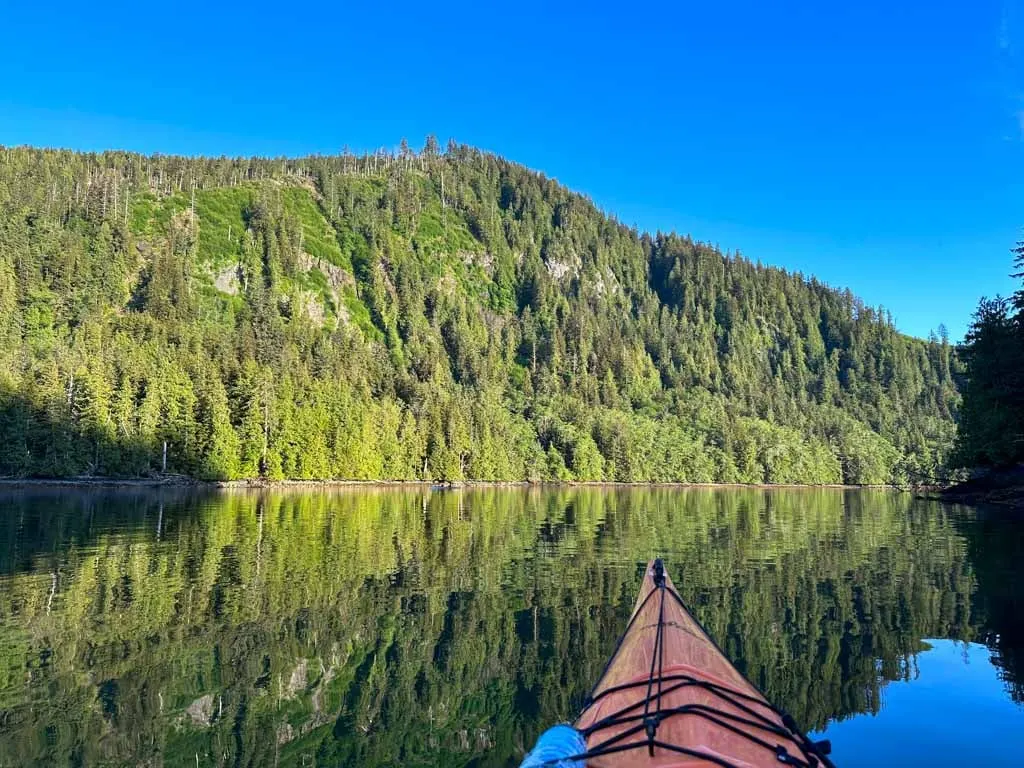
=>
[1,1,1021,340]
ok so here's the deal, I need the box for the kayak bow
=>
[525,559,834,767]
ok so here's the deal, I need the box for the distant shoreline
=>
[0,476,906,491]
[939,466,1024,512]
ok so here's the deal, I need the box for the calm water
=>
[0,487,1021,767]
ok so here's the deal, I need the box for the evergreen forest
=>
[952,245,1024,469]
[0,142,960,483]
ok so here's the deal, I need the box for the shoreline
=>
[939,489,1024,512]
[0,476,909,492]
[938,466,1024,512]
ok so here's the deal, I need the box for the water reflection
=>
[0,487,1019,766]
[813,640,1023,766]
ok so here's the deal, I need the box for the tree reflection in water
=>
[0,487,1016,766]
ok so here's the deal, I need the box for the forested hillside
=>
[0,142,958,483]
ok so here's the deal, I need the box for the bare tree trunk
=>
[262,393,269,475]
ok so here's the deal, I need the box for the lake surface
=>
[0,487,1021,766]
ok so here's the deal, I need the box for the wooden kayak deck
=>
[574,560,831,768]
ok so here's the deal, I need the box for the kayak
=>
[522,560,834,767]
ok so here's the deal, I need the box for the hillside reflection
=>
[0,487,1015,766]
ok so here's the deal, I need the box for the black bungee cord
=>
[543,559,835,768]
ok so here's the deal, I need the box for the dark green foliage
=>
[953,244,1024,468]
[0,143,958,483]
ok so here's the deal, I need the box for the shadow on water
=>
[955,507,1024,703]
[0,487,1018,766]
[0,486,213,576]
